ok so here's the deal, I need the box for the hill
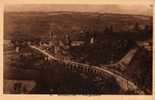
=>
[4,11,152,41]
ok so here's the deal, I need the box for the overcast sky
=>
[5,4,153,16]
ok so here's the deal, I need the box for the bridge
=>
[29,45,144,94]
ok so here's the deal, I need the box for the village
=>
[4,22,152,65]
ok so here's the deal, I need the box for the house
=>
[71,41,85,47]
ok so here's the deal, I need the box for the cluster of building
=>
[4,22,152,63]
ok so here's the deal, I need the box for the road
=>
[29,45,144,94]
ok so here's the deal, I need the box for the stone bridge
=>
[29,45,144,94]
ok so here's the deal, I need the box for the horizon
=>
[5,4,153,16]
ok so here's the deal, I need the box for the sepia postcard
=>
[0,0,154,100]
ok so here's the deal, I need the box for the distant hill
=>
[4,11,152,41]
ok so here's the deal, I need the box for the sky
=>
[5,4,153,16]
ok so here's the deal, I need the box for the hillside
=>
[4,11,152,41]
